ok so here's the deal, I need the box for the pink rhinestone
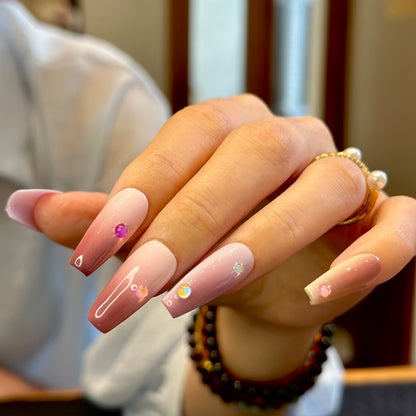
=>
[114,223,128,238]
[317,284,332,298]
[135,285,148,300]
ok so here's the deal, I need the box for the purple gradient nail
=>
[70,188,148,276]
[88,240,177,333]
[162,243,254,318]
[6,189,62,231]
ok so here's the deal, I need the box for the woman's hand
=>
[9,94,414,415]
[24,94,415,337]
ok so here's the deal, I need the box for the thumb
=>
[7,189,107,249]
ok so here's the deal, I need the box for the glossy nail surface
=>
[6,189,62,231]
[304,253,382,305]
[163,243,254,318]
[88,240,177,332]
[70,188,148,276]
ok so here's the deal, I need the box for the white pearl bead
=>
[343,147,362,161]
[367,170,388,190]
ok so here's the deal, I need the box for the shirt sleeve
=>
[82,299,344,416]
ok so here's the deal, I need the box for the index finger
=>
[70,95,271,275]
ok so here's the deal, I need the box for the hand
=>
[9,94,415,415]
[21,95,414,326]
[22,94,414,334]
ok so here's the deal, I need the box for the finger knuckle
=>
[384,224,415,259]
[267,203,306,250]
[236,117,301,168]
[302,116,334,146]
[233,93,269,110]
[140,151,184,185]
[176,191,221,235]
[174,100,233,137]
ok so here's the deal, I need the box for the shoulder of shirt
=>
[0,1,146,75]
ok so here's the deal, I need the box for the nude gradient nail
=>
[88,240,177,333]
[6,189,62,231]
[70,188,148,276]
[162,243,254,318]
[304,253,382,305]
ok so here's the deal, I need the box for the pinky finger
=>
[304,196,416,305]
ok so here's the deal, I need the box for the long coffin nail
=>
[6,189,62,231]
[162,243,254,318]
[304,253,382,305]
[88,240,177,333]
[70,188,148,276]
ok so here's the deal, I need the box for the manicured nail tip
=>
[6,189,62,231]
[71,188,148,275]
[88,240,177,332]
[304,253,381,305]
[162,242,254,318]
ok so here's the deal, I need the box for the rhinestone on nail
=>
[177,284,191,299]
[233,262,243,275]
[317,284,332,298]
[135,285,148,300]
[114,223,128,238]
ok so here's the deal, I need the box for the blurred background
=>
[22,0,416,369]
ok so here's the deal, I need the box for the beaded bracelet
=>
[188,305,334,413]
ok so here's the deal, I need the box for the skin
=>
[23,95,416,414]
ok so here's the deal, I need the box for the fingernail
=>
[162,243,254,318]
[70,188,148,276]
[88,240,177,333]
[304,253,382,305]
[6,189,62,231]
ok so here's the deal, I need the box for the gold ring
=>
[313,147,387,225]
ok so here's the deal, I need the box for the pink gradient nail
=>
[162,243,254,318]
[70,188,148,276]
[88,240,177,333]
[6,189,62,231]
[304,253,382,305]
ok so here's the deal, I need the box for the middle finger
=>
[88,116,335,332]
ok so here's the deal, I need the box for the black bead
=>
[190,351,202,361]
[310,362,323,376]
[322,323,335,336]
[209,350,219,362]
[205,310,215,322]
[188,335,196,348]
[247,386,257,397]
[204,323,215,335]
[206,336,217,350]
[316,350,328,363]
[233,380,242,393]
[220,373,231,385]
[213,362,223,375]
[319,336,332,350]
[274,387,292,402]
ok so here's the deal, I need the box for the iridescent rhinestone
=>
[114,223,128,238]
[233,262,243,275]
[135,285,149,300]
[343,147,362,161]
[367,170,388,190]
[177,284,191,299]
[317,284,332,298]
